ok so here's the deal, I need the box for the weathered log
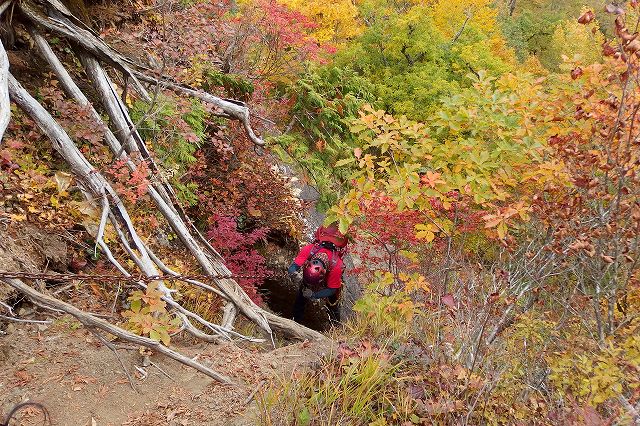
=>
[79,57,322,341]
[222,303,237,330]
[1,277,232,383]
[133,72,264,146]
[19,0,151,101]
[28,29,126,158]
[23,36,240,341]
[20,0,264,145]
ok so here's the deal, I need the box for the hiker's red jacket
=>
[293,244,343,289]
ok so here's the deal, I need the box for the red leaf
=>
[442,294,456,310]
[571,67,584,80]
[602,42,617,56]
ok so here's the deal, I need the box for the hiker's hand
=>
[302,288,314,299]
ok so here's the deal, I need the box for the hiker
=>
[288,223,347,325]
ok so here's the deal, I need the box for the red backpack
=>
[314,223,348,251]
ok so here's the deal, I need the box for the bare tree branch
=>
[1,277,232,383]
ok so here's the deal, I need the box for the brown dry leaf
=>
[578,10,595,24]
[12,369,33,386]
[54,171,73,194]
[626,39,640,54]
[42,373,65,384]
[74,374,97,384]
[601,254,615,264]
[247,206,262,217]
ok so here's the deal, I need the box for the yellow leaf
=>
[54,171,73,194]
[399,250,418,262]
[415,223,437,242]
[497,221,508,239]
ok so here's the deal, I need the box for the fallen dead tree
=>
[0,0,325,380]
[1,277,233,384]
[8,73,254,343]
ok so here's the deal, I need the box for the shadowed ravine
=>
[259,165,361,331]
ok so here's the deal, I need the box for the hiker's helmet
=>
[303,257,328,288]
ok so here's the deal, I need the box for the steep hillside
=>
[2,0,640,425]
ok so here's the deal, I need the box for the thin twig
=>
[0,300,14,315]
[0,314,52,324]
[150,360,173,380]
[94,193,110,258]
[451,11,472,45]
[244,380,266,405]
[134,365,148,380]
[89,327,137,392]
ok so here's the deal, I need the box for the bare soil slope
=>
[1,320,329,425]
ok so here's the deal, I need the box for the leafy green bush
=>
[130,96,207,205]
[273,66,375,209]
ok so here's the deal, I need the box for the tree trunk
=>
[7,73,244,342]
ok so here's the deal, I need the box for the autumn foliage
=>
[261,1,640,424]
[4,0,640,423]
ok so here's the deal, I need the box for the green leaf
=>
[497,221,508,239]
[158,328,171,346]
[335,158,355,167]
[297,407,311,426]
[129,299,142,313]
[338,217,350,234]
[149,329,161,343]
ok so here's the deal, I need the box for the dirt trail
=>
[0,318,331,425]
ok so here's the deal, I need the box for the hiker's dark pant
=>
[293,285,340,325]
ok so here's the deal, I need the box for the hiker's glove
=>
[302,288,314,299]
[290,269,303,284]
